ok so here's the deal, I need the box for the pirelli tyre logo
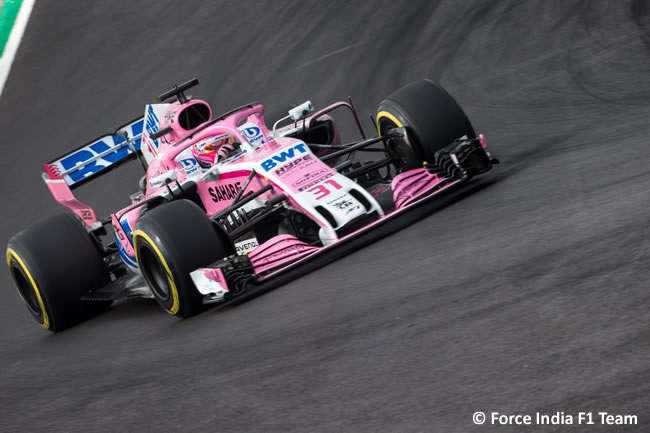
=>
[209,182,242,203]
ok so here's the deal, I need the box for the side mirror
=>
[272,101,315,137]
[289,101,313,121]
[149,169,177,189]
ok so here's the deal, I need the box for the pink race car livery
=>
[6,78,497,331]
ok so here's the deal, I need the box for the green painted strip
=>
[0,0,22,57]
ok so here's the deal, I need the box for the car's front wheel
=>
[133,199,235,317]
[376,79,476,170]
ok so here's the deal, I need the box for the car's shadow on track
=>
[105,298,163,317]
[27,298,163,340]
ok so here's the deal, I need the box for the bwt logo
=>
[60,140,129,182]
[58,118,144,183]
[261,143,307,171]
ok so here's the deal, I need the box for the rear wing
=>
[42,102,170,188]
[40,104,170,228]
[43,116,145,188]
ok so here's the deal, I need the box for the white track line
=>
[0,0,36,97]
[290,42,363,71]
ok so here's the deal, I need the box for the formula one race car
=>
[6,78,497,331]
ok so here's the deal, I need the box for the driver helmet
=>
[192,133,237,168]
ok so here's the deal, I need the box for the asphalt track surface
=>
[1,1,649,432]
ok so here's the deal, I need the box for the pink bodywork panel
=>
[197,170,278,216]
[202,267,228,287]
[479,133,487,149]
[189,267,230,296]
[248,234,319,274]
[159,100,214,143]
[197,170,253,215]
[391,168,455,210]
[42,165,99,226]
[111,214,135,257]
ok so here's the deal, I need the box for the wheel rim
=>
[378,117,400,137]
[138,245,172,302]
[377,113,421,170]
[11,263,42,317]
[377,116,400,155]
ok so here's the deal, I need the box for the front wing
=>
[190,135,496,302]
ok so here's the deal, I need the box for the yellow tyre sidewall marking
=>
[132,230,180,315]
[377,110,427,167]
[376,110,404,135]
[376,110,407,161]
[6,248,50,329]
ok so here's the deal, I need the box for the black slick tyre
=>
[6,213,111,332]
[133,199,234,318]
[376,79,476,170]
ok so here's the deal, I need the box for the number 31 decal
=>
[308,179,343,200]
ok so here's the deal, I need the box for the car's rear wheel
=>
[133,199,234,318]
[6,213,111,332]
[376,79,476,170]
